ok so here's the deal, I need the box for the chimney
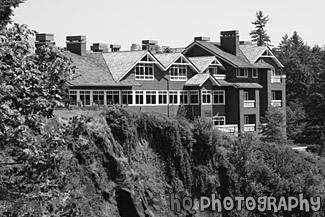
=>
[220,30,240,56]
[142,40,158,52]
[35,33,55,48]
[110,44,121,52]
[131,44,141,51]
[66,35,86,56]
[194,36,210,42]
[91,43,109,52]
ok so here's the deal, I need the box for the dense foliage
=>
[3,106,325,216]
[260,107,286,145]
[274,31,325,151]
[0,0,24,29]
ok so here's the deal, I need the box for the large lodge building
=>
[35,30,286,134]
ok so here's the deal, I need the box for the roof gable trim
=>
[116,52,165,82]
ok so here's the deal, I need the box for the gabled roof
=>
[102,50,165,82]
[185,73,220,87]
[102,50,144,82]
[65,51,139,86]
[240,44,284,67]
[154,53,181,68]
[188,56,226,73]
[154,53,200,73]
[184,41,253,68]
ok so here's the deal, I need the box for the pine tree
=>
[250,10,271,46]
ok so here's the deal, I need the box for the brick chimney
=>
[35,33,55,48]
[220,30,240,56]
[91,43,109,53]
[66,35,86,56]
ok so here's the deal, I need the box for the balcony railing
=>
[244,124,256,132]
[214,124,238,134]
[271,100,282,107]
[213,74,226,80]
[271,75,286,83]
[243,100,256,108]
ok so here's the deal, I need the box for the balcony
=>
[214,124,238,134]
[271,100,282,107]
[243,100,256,108]
[271,75,286,83]
[244,124,256,132]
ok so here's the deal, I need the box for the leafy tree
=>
[260,107,286,145]
[250,10,271,46]
[0,23,74,147]
[0,0,25,29]
[0,23,74,215]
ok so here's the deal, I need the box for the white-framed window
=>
[213,90,225,105]
[180,91,188,104]
[252,69,258,78]
[202,90,212,104]
[106,90,120,104]
[170,65,187,81]
[236,68,248,78]
[146,91,157,104]
[135,91,144,104]
[93,91,104,105]
[69,90,77,105]
[169,91,178,104]
[80,91,91,106]
[213,116,225,126]
[158,91,167,104]
[135,63,154,80]
[190,91,199,105]
[122,91,133,105]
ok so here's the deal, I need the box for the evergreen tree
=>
[250,10,271,46]
[260,107,286,145]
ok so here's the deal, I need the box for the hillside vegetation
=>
[1,106,325,216]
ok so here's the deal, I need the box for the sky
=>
[13,0,325,50]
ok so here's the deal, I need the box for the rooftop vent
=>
[91,43,109,52]
[131,44,141,51]
[194,36,210,41]
[110,44,121,52]
[142,40,158,51]
[35,33,55,48]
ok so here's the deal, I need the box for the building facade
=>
[37,30,286,134]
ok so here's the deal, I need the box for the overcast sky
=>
[13,0,325,50]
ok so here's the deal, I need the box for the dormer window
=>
[170,56,189,81]
[135,54,155,80]
[236,68,248,78]
[135,63,154,80]
[170,65,187,81]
